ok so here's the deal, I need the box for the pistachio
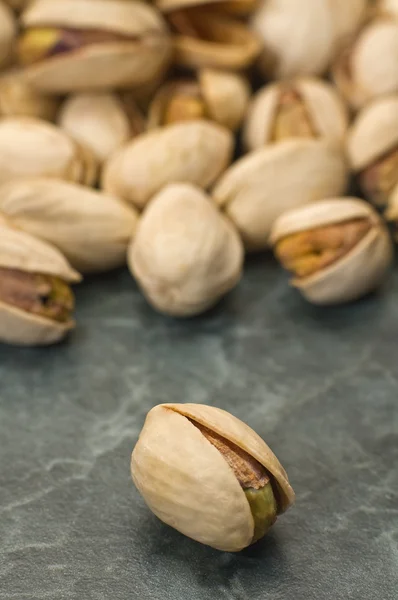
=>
[131,403,295,551]
[0,117,97,187]
[17,0,172,93]
[58,93,144,164]
[384,183,398,237]
[0,1,16,68]
[212,139,348,251]
[0,69,60,120]
[148,69,250,131]
[0,219,81,346]
[332,17,398,110]
[375,0,398,18]
[0,178,139,273]
[243,77,348,152]
[347,95,398,208]
[270,198,393,305]
[3,0,30,11]
[251,0,367,79]
[102,119,233,210]
[128,183,243,317]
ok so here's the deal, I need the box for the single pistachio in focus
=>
[166,4,261,71]
[148,68,250,131]
[332,17,398,110]
[0,218,81,346]
[270,198,393,305]
[17,0,172,94]
[212,139,348,252]
[0,117,98,188]
[0,68,60,120]
[0,178,139,273]
[243,77,348,152]
[131,402,295,551]
[0,1,16,68]
[58,92,145,164]
[128,183,243,317]
[251,0,367,79]
[347,95,398,209]
[102,119,233,210]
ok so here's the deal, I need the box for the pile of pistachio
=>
[0,0,397,346]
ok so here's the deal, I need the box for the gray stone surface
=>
[1,258,398,600]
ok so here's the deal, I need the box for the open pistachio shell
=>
[251,0,367,79]
[0,1,16,68]
[0,219,81,346]
[0,68,59,120]
[0,178,139,273]
[270,198,393,305]
[347,95,398,171]
[332,17,398,110]
[0,117,97,187]
[169,6,261,70]
[102,119,233,210]
[128,183,243,316]
[243,77,348,152]
[58,93,143,164]
[212,139,348,251]
[18,0,172,93]
[131,403,295,551]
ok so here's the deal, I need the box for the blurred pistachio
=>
[0,1,16,68]
[0,69,59,120]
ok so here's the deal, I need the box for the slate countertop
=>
[1,258,397,600]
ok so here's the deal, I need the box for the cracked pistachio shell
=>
[0,117,97,187]
[0,1,16,68]
[131,403,295,551]
[270,198,393,305]
[243,77,348,152]
[0,178,139,273]
[251,0,367,79]
[102,120,233,210]
[19,0,172,93]
[347,95,398,171]
[212,139,348,252]
[0,69,59,120]
[128,183,243,316]
[58,93,144,164]
[0,219,81,346]
[332,18,398,110]
[171,7,261,70]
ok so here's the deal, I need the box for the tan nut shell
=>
[385,184,398,224]
[270,198,393,305]
[332,18,398,110]
[102,120,233,210]
[213,139,348,251]
[131,403,295,551]
[58,93,137,164]
[251,0,367,79]
[128,183,243,316]
[0,1,16,68]
[243,77,348,152]
[0,69,59,120]
[4,0,31,10]
[20,0,172,93]
[377,0,398,17]
[0,178,139,273]
[0,219,81,346]
[346,95,398,171]
[0,117,96,187]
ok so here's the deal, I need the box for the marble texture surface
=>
[1,258,398,600]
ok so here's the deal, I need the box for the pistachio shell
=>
[0,117,96,186]
[270,198,393,305]
[199,68,250,131]
[212,139,348,251]
[377,0,398,17]
[251,0,367,79]
[0,178,139,273]
[19,0,172,93]
[58,93,139,164]
[3,0,31,10]
[156,0,224,11]
[243,77,348,152]
[0,68,59,120]
[347,95,398,171]
[0,1,16,68]
[128,183,243,316]
[385,184,398,224]
[102,120,233,210]
[332,18,398,110]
